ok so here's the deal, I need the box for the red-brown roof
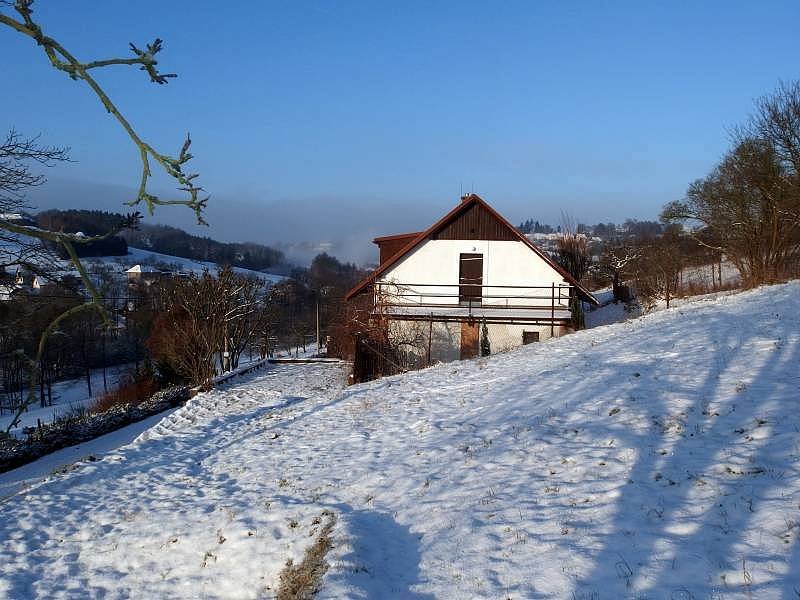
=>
[373,232,423,244]
[373,232,424,266]
[345,194,599,305]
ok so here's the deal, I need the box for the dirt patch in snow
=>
[276,511,336,600]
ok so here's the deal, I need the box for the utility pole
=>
[223,319,230,372]
[315,291,321,356]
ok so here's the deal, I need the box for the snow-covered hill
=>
[1,238,285,285]
[1,282,799,598]
[107,246,286,283]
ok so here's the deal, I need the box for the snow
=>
[682,259,741,289]
[585,298,637,328]
[1,364,135,438]
[1,282,799,598]
[118,247,285,283]
[124,264,160,273]
[0,409,177,501]
[0,241,285,288]
[2,348,321,438]
[584,286,641,329]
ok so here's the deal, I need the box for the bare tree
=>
[0,130,67,273]
[215,267,267,371]
[0,1,206,220]
[556,214,591,329]
[556,214,591,282]
[148,273,225,388]
[339,282,436,382]
[744,80,800,181]
[0,130,68,208]
[599,243,640,302]
[663,81,800,286]
[148,269,270,386]
[630,227,685,310]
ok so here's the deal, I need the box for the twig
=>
[0,0,208,223]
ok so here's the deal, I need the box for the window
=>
[522,331,540,344]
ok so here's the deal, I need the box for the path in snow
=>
[0,409,178,501]
[0,364,349,599]
[1,282,799,599]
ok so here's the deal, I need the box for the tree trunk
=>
[39,357,46,408]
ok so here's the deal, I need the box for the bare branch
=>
[0,1,208,223]
[0,0,206,427]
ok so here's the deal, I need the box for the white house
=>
[346,194,598,364]
[125,264,164,284]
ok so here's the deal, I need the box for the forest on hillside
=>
[36,209,286,270]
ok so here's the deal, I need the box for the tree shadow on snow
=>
[564,300,800,598]
[319,506,435,599]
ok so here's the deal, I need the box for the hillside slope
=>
[101,246,285,283]
[1,283,799,598]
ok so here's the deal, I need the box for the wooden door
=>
[460,321,479,359]
[459,253,483,304]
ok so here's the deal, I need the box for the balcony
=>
[371,281,574,325]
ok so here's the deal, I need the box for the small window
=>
[522,331,540,345]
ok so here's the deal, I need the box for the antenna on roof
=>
[459,182,463,199]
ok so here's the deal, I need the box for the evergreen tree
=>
[480,319,491,357]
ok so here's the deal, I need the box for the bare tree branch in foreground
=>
[1,0,207,431]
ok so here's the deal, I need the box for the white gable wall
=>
[378,239,570,307]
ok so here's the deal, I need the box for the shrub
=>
[480,319,491,357]
[91,377,159,413]
[146,310,217,388]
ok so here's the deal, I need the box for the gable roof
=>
[345,194,599,305]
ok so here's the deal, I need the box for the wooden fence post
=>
[427,317,433,366]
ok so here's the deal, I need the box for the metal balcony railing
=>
[370,281,574,325]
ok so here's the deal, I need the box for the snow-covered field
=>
[682,259,741,289]
[1,364,134,437]
[1,282,799,598]
[101,247,286,284]
[2,348,318,438]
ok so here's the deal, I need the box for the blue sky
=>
[3,1,799,263]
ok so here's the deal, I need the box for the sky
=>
[3,1,799,265]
